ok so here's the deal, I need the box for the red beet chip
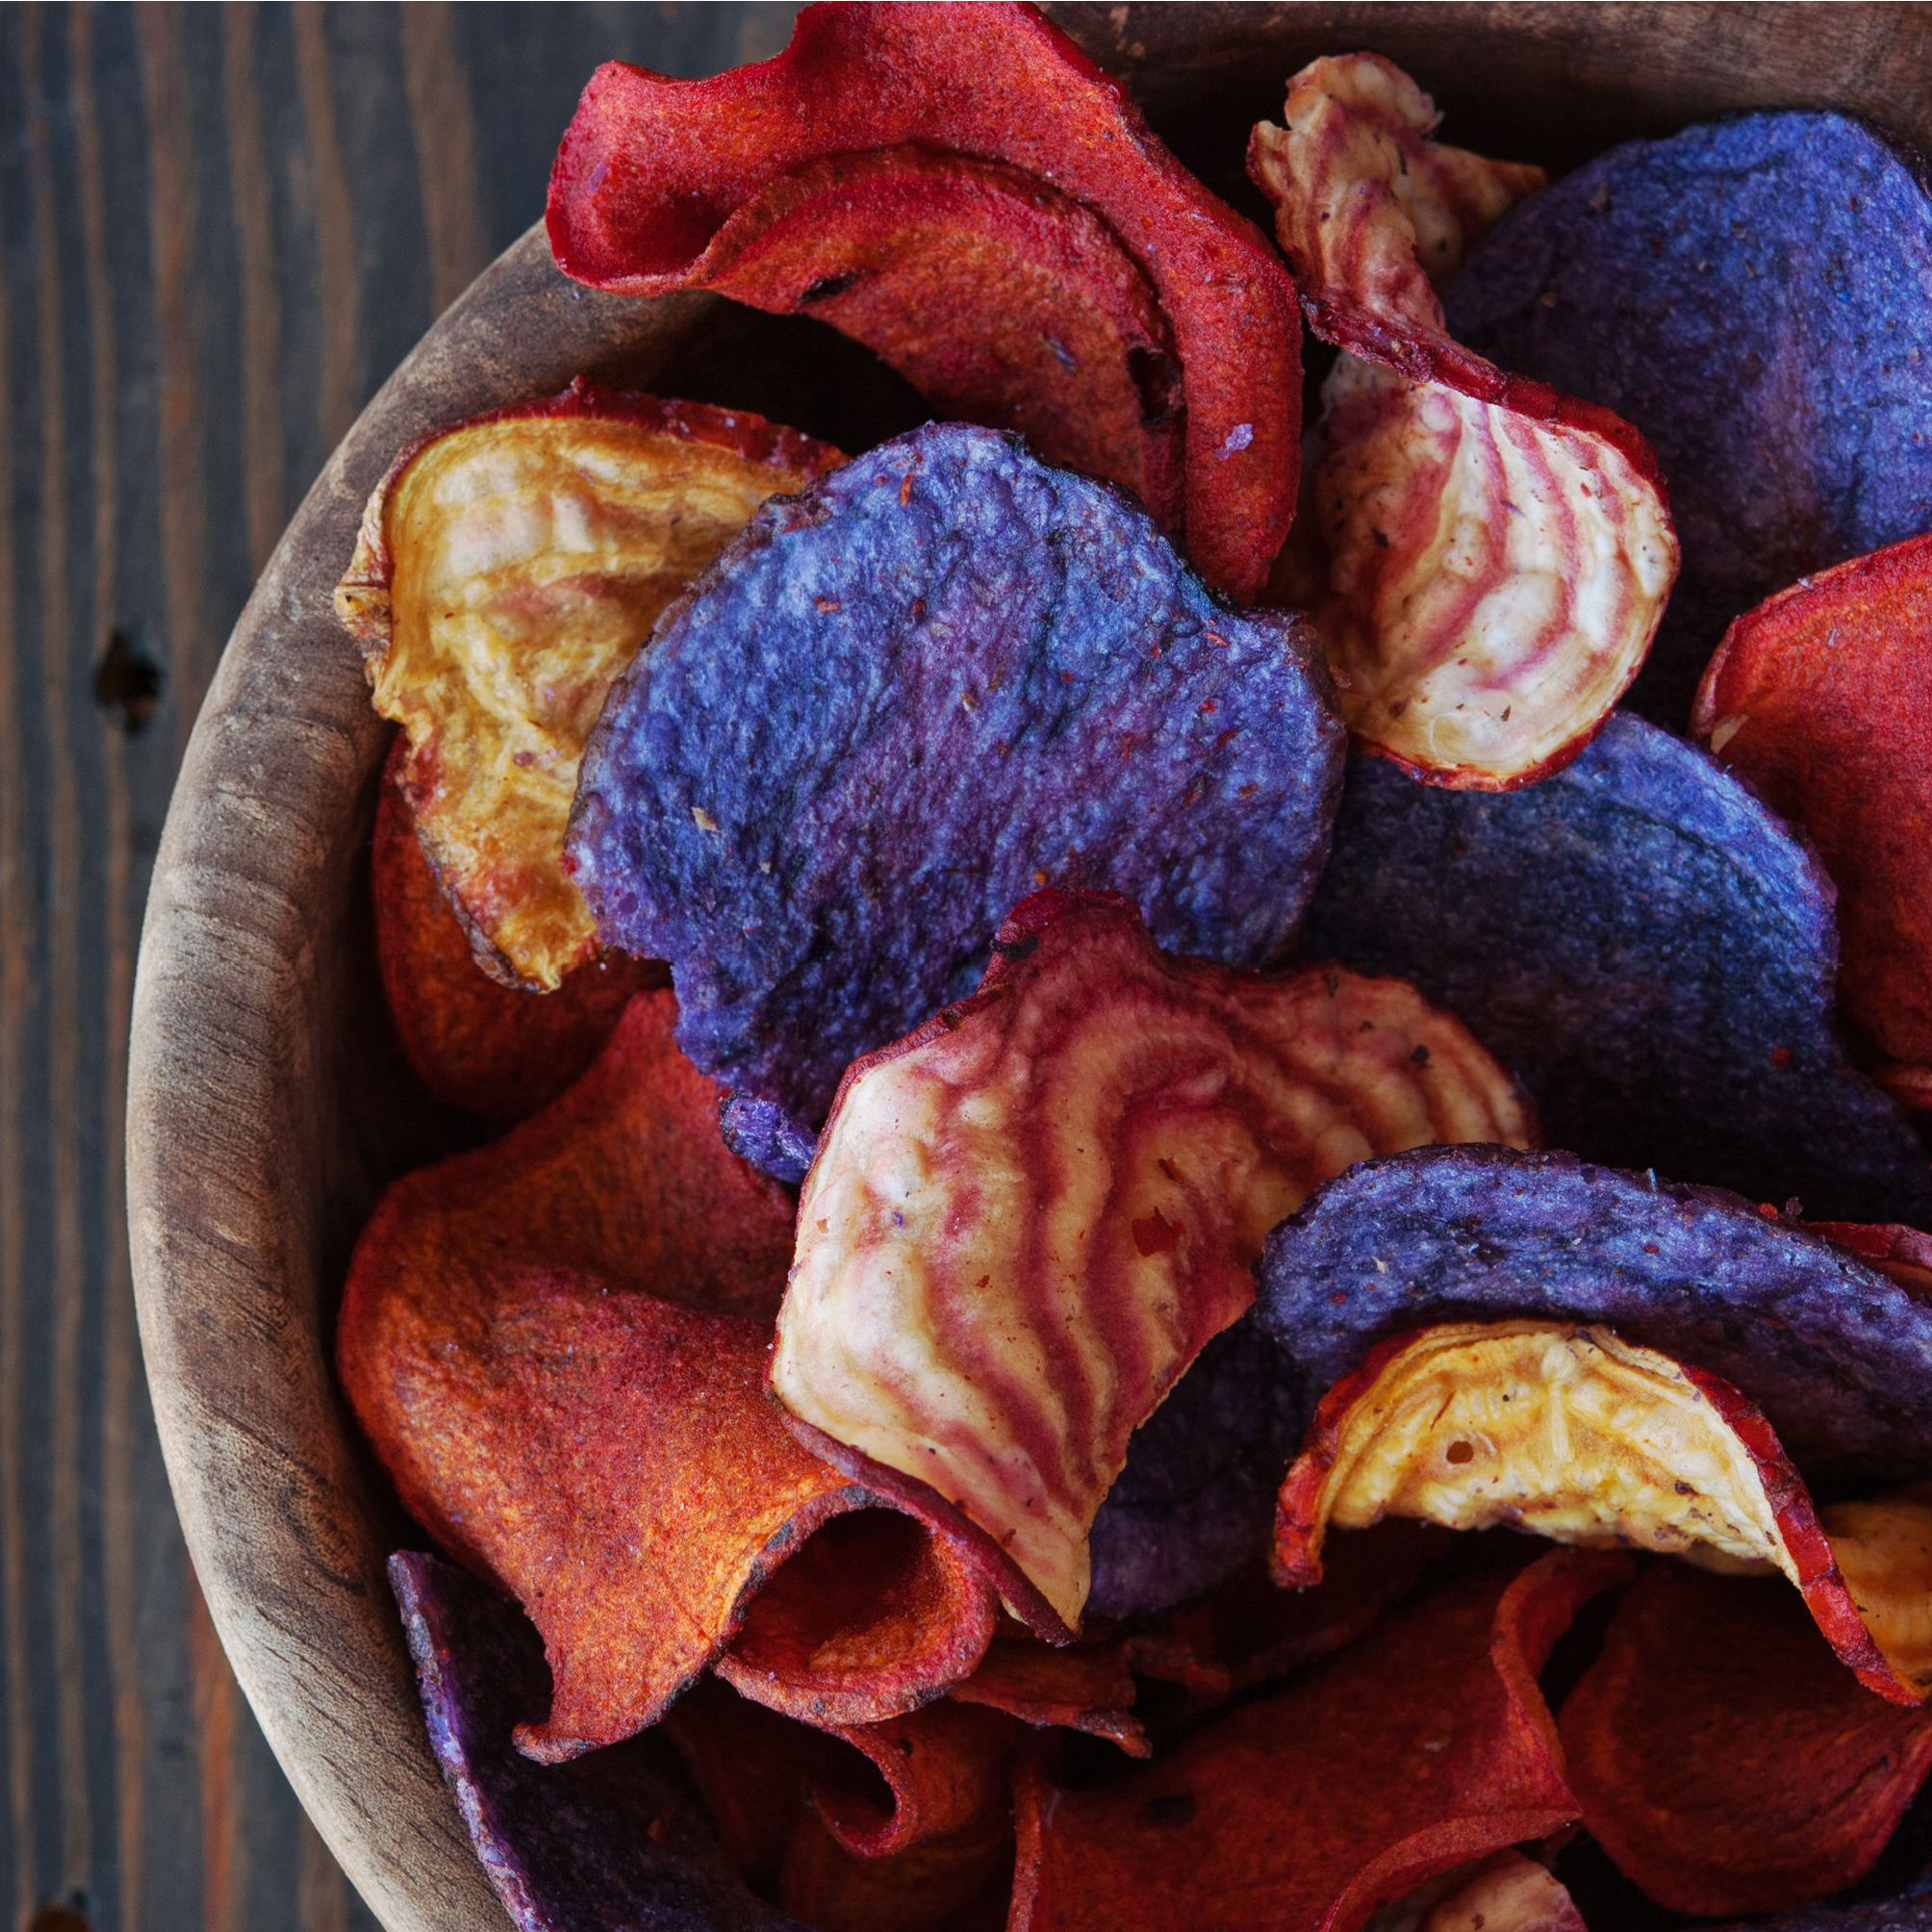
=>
[685,146,1183,537]
[1694,532,1932,1113]
[1249,56,1676,788]
[545,1,1301,601]
[1008,1549,1630,1932]
[1562,1564,1932,1917]
[339,992,998,1758]
[371,740,661,1121]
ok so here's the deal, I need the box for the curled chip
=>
[1258,1148,1932,1494]
[1247,54,1545,393]
[389,1552,795,1932]
[771,890,1533,1635]
[655,146,1182,534]
[569,423,1346,1132]
[337,380,841,989]
[339,994,997,1755]
[1008,1550,1628,1932]
[1086,1314,1298,1621]
[1274,1319,1932,1703]
[1560,1566,1932,1916]
[372,742,660,1121]
[546,1,1302,600]
[951,1627,1146,1759]
[1250,56,1676,788]
[1446,111,1932,726]
[1301,716,1932,1223]
[1694,534,1932,1110]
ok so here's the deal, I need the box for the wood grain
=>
[0,9,800,1927]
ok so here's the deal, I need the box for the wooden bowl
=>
[126,8,1932,1927]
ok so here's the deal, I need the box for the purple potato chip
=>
[1301,716,1932,1226]
[718,1092,817,1187]
[568,421,1344,1131]
[1086,1313,1297,1620]
[1444,111,1932,726]
[1258,1145,1932,1485]
[390,1551,800,1932]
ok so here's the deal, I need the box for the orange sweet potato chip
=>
[338,992,998,1757]
[1009,1549,1629,1932]
[1275,1320,1932,1705]
[1560,1564,1932,1916]
[371,740,660,1120]
[1693,533,1932,1109]
[545,2,1301,602]
[772,891,1533,1638]
[1250,56,1677,788]
[337,381,841,989]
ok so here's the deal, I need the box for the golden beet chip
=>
[1251,56,1677,788]
[1275,1320,1932,1704]
[1248,55,1545,388]
[772,890,1533,1636]
[337,381,842,989]
[1561,1564,1932,1916]
[371,740,660,1120]
[1693,533,1932,1109]
[338,992,998,1756]
[1009,1549,1628,1932]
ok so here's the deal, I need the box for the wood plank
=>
[0,9,798,1925]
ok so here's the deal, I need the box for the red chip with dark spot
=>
[546,1,1301,600]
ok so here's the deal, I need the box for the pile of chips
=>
[333,10,1932,1929]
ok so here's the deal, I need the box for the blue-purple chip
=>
[568,421,1344,1131]
[1258,1145,1932,1485]
[390,1551,798,1932]
[1086,1313,1298,1620]
[1301,716,1932,1226]
[1445,110,1932,725]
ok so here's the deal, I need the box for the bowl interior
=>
[126,8,1932,1930]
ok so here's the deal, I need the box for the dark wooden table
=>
[0,9,798,1927]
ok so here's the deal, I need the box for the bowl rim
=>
[126,222,716,1932]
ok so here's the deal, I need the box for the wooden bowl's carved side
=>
[127,13,1932,1932]
[128,227,710,1932]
